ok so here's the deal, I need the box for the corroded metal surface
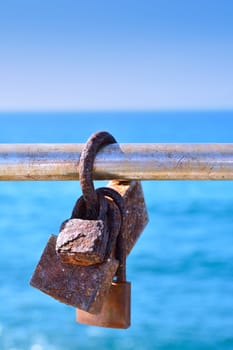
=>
[30,235,118,313]
[30,198,122,314]
[0,143,233,180]
[79,131,117,218]
[77,281,131,329]
[108,180,149,256]
[56,218,109,266]
[56,193,109,266]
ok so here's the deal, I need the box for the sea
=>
[0,111,232,350]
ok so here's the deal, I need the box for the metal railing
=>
[0,143,232,180]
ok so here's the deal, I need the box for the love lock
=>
[30,192,121,313]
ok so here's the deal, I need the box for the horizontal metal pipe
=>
[0,144,232,180]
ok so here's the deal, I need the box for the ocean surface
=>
[0,111,233,350]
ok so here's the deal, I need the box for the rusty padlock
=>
[56,131,117,266]
[77,187,131,329]
[77,263,131,329]
[30,191,121,313]
[30,132,123,313]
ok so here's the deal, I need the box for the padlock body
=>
[30,199,121,314]
[30,235,119,313]
[77,281,131,329]
[56,218,109,266]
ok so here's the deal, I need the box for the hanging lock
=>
[30,132,122,313]
[55,131,119,267]
[77,262,131,329]
[77,187,131,329]
[29,193,121,313]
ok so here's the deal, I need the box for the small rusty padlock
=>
[77,264,131,329]
[77,187,131,329]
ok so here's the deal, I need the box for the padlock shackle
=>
[79,131,117,219]
[70,190,108,221]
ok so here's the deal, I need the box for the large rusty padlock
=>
[30,132,122,313]
[30,191,121,313]
[77,187,131,329]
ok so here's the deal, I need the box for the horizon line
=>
[0,108,233,114]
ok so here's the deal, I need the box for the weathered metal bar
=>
[0,144,232,180]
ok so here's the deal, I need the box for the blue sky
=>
[0,0,232,111]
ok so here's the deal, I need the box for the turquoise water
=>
[0,111,233,350]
